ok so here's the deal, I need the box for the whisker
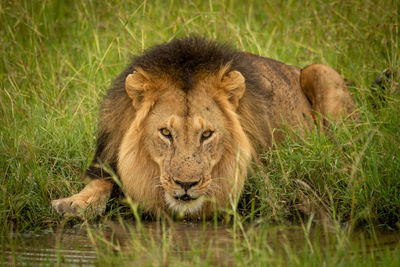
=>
[207,183,222,195]
[211,177,230,182]
[151,176,163,187]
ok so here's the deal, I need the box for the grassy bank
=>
[1,0,399,265]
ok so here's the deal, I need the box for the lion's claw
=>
[51,195,106,218]
[51,197,89,216]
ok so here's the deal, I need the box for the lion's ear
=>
[221,71,246,108]
[125,70,149,107]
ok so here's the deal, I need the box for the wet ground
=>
[1,222,399,266]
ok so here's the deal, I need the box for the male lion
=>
[52,37,356,218]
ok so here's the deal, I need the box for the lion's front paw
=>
[51,179,112,218]
[51,194,107,218]
[52,197,87,215]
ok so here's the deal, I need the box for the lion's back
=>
[234,53,313,149]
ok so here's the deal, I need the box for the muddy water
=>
[1,228,96,266]
[1,222,399,266]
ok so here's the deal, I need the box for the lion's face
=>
[144,86,227,214]
[119,68,252,217]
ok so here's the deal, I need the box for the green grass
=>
[1,0,399,265]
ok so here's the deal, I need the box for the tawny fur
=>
[51,37,356,218]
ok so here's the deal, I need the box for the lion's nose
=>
[173,180,199,190]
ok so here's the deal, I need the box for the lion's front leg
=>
[51,179,112,217]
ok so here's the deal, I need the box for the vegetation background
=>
[0,0,399,265]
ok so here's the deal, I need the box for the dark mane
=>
[92,37,274,186]
[131,36,239,90]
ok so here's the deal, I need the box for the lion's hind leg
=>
[51,179,112,217]
[300,64,357,129]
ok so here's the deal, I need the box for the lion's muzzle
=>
[173,179,199,190]
[174,193,199,201]
[169,178,202,200]
[161,172,210,214]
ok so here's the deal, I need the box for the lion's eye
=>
[160,128,173,141]
[201,130,214,142]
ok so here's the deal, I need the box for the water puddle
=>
[1,221,399,266]
[1,228,96,266]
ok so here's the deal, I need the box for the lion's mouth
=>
[165,192,204,214]
[174,194,199,202]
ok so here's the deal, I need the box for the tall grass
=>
[0,0,399,250]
